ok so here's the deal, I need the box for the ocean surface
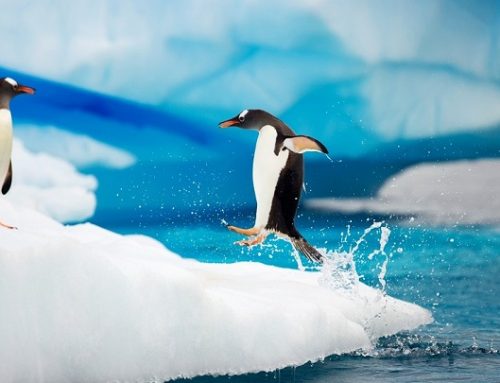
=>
[112,211,500,383]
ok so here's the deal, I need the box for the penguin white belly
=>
[253,125,289,228]
[0,109,13,183]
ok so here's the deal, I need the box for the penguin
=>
[0,77,35,229]
[219,109,329,262]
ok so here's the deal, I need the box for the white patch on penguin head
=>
[4,77,18,87]
[238,109,249,122]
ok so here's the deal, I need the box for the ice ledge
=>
[0,201,431,382]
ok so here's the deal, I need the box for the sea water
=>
[113,211,500,382]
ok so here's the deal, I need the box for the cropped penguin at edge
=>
[219,109,329,262]
[0,77,36,229]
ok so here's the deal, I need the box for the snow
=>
[15,125,136,169]
[5,140,97,223]
[307,159,500,225]
[0,200,432,382]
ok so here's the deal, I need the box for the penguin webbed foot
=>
[0,221,17,230]
[235,233,267,247]
[227,225,260,236]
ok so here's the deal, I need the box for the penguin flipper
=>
[290,235,324,263]
[2,161,12,195]
[283,135,328,155]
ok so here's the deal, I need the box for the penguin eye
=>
[238,109,249,122]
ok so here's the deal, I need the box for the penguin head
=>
[219,109,278,131]
[0,77,36,108]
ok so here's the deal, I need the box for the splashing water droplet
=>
[319,222,392,293]
[291,247,305,271]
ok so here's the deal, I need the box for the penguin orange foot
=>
[0,220,17,230]
[227,225,260,236]
[219,109,329,263]
[235,232,268,247]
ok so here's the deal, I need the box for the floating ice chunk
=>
[307,159,500,225]
[0,200,432,382]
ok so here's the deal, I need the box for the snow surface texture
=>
[16,125,136,169]
[0,200,432,383]
[307,159,500,225]
[5,140,97,223]
[0,0,499,152]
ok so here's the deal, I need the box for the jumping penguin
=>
[0,77,36,229]
[219,109,329,262]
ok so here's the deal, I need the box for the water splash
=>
[318,221,391,292]
[367,225,391,292]
[365,333,499,358]
[291,247,305,271]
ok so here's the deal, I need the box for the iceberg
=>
[307,159,500,225]
[0,199,432,382]
[0,0,499,156]
[0,2,498,218]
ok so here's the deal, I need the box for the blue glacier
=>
[1,0,499,160]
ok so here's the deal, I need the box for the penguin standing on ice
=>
[0,77,35,229]
[219,109,329,262]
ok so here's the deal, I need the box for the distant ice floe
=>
[5,140,97,223]
[16,125,136,169]
[307,159,500,225]
[0,200,432,382]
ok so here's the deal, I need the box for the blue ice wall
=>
[1,0,499,154]
[1,1,499,224]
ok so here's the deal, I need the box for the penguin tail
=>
[290,235,324,263]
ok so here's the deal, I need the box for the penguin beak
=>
[219,118,239,128]
[16,84,36,95]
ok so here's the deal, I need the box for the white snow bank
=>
[0,201,432,383]
[307,159,500,225]
[16,125,136,169]
[5,140,97,223]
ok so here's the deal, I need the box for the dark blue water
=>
[113,212,500,382]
